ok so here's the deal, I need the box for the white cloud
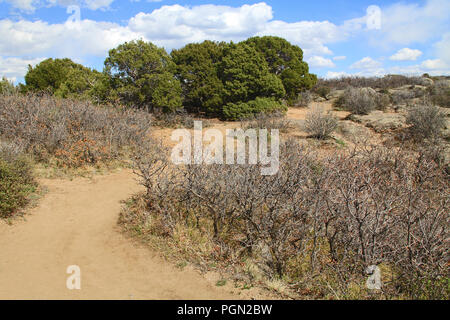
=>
[421,59,447,70]
[375,0,450,47]
[333,56,346,61]
[2,0,114,12]
[0,56,45,81]
[434,33,450,67]
[128,3,275,46]
[258,20,343,56]
[0,19,141,59]
[0,2,357,68]
[2,0,38,12]
[307,56,335,68]
[350,57,382,70]
[390,48,422,61]
[325,71,351,79]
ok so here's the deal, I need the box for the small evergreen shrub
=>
[222,97,287,121]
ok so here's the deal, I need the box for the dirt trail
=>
[0,169,237,300]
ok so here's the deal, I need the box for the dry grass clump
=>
[120,139,449,300]
[0,94,152,167]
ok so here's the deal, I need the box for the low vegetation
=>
[304,106,338,139]
[429,80,450,108]
[334,87,378,115]
[120,139,449,300]
[0,142,37,218]
[0,94,152,168]
[406,100,446,140]
[316,75,426,90]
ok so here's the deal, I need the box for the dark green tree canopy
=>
[16,37,315,120]
[171,41,225,115]
[104,40,182,112]
[243,36,317,101]
[219,42,285,104]
[22,58,103,100]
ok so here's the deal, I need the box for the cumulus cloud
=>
[307,56,335,68]
[0,56,45,81]
[350,57,382,70]
[325,71,351,79]
[128,3,274,46]
[2,0,38,12]
[3,0,114,12]
[333,56,346,61]
[421,59,447,70]
[0,1,357,72]
[0,19,141,58]
[390,48,422,61]
[374,0,450,47]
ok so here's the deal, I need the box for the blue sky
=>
[1,0,449,83]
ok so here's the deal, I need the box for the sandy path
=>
[0,169,237,300]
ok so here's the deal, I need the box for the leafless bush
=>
[391,90,415,105]
[429,80,450,108]
[123,138,449,299]
[313,86,331,99]
[337,87,377,115]
[0,93,152,167]
[0,140,25,162]
[293,91,312,108]
[317,145,449,298]
[241,111,291,132]
[406,100,446,140]
[318,75,424,90]
[304,106,338,139]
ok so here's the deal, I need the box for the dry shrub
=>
[0,94,152,167]
[293,91,312,108]
[241,111,291,132]
[313,86,331,99]
[122,139,449,299]
[318,75,424,90]
[304,106,338,139]
[337,87,377,115]
[0,142,37,218]
[406,100,446,141]
[429,80,450,108]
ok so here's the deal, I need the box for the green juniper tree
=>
[104,40,182,112]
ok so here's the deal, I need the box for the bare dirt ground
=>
[0,169,240,300]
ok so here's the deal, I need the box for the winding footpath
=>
[0,169,237,300]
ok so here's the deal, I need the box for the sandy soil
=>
[0,169,239,300]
